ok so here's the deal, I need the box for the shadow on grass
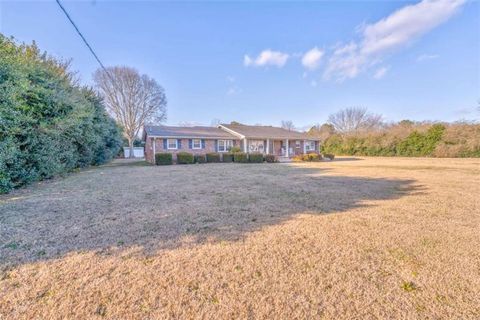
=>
[0,163,423,267]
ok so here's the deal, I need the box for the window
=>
[167,139,178,150]
[218,140,233,152]
[305,140,316,152]
[295,140,301,148]
[249,140,264,153]
[192,139,201,149]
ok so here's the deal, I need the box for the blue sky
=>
[1,0,478,128]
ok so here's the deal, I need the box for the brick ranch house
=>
[143,123,320,163]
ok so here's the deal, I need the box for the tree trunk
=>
[128,138,135,159]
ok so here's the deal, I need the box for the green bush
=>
[206,153,221,163]
[234,152,248,163]
[155,153,172,165]
[265,154,276,163]
[323,153,335,160]
[0,35,122,194]
[194,154,206,163]
[222,153,234,162]
[249,153,264,163]
[397,124,446,157]
[229,146,242,153]
[177,152,194,164]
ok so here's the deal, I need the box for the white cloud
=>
[244,50,289,68]
[324,0,465,81]
[373,67,389,79]
[417,53,440,62]
[301,47,324,70]
[227,86,242,96]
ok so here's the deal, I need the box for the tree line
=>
[0,35,123,193]
[307,108,480,158]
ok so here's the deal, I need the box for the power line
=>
[55,0,109,74]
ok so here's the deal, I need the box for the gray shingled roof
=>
[144,125,237,139]
[220,123,316,140]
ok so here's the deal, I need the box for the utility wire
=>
[55,0,110,75]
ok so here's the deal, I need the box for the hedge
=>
[319,122,479,158]
[222,153,234,163]
[206,153,221,163]
[0,35,122,194]
[249,153,264,163]
[265,154,276,163]
[194,154,206,163]
[323,153,335,160]
[177,152,194,164]
[234,152,248,163]
[155,153,172,165]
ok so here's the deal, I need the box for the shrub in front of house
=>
[292,155,303,162]
[301,154,311,161]
[249,153,264,163]
[177,152,194,164]
[323,153,335,160]
[206,153,221,163]
[301,153,321,162]
[222,153,234,163]
[233,152,248,163]
[308,153,322,161]
[194,154,206,163]
[265,154,276,163]
[229,146,242,153]
[155,153,172,165]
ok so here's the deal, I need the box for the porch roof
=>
[219,123,317,140]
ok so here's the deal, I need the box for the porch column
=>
[266,139,270,154]
[285,139,289,157]
[303,140,306,154]
[152,137,156,163]
[243,138,248,152]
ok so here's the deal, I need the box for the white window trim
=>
[305,140,315,152]
[249,139,265,153]
[218,139,233,152]
[192,139,202,149]
[167,139,178,150]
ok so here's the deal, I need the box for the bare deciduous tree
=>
[94,66,167,157]
[308,123,335,141]
[210,118,221,127]
[281,120,296,131]
[327,107,383,134]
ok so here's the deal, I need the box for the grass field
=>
[1,157,479,319]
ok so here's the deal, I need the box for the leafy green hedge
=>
[177,152,194,164]
[155,153,172,165]
[265,154,276,163]
[206,153,220,163]
[248,153,264,163]
[222,153,234,163]
[234,152,248,163]
[194,154,206,163]
[0,36,122,194]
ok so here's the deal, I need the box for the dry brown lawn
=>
[1,157,479,319]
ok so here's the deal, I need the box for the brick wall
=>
[145,137,320,163]
[145,137,241,163]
